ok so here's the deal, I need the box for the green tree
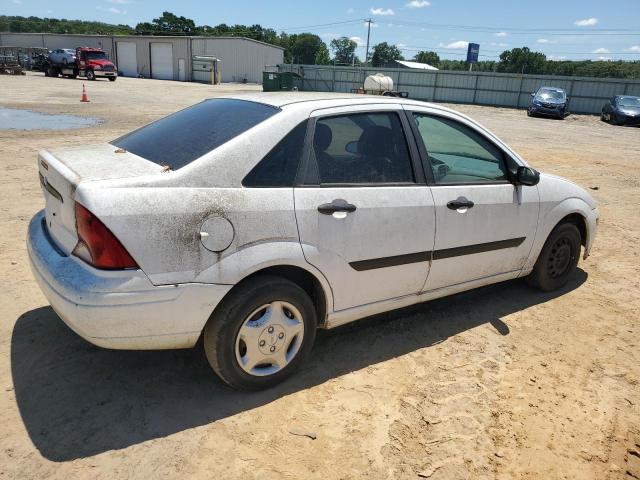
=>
[370,42,404,67]
[330,37,358,65]
[135,11,195,35]
[289,33,329,64]
[498,47,547,74]
[413,51,440,67]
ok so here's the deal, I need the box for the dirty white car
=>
[27,93,598,390]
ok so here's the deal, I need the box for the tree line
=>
[2,13,638,78]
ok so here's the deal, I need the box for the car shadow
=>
[11,270,587,462]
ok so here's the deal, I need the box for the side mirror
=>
[530,92,535,97]
[345,141,359,154]
[515,166,540,186]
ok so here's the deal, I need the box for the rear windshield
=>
[113,99,279,170]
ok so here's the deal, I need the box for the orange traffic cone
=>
[80,84,90,103]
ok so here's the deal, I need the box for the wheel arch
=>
[558,212,587,247]
[522,199,593,274]
[212,263,331,330]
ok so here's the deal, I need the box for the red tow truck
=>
[45,47,117,81]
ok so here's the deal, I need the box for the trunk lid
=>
[37,143,162,254]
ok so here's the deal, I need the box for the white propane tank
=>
[364,73,393,93]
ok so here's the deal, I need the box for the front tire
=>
[203,275,317,390]
[528,223,581,292]
[85,69,96,81]
[108,76,116,82]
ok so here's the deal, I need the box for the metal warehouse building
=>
[0,32,284,83]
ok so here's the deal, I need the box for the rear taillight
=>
[72,202,138,270]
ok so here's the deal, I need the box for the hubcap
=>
[547,237,573,279]
[235,301,304,377]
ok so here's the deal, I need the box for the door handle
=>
[447,197,474,210]
[317,199,357,215]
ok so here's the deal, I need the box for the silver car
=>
[47,48,76,65]
[27,93,598,390]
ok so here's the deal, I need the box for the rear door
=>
[406,106,539,290]
[294,104,436,312]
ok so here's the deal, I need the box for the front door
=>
[406,108,539,291]
[294,106,436,311]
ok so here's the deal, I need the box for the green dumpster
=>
[262,71,301,92]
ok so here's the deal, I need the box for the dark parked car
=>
[601,95,640,126]
[527,87,568,119]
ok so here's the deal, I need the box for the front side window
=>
[311,112,415,185]
[412,113,508,184]
[113,99,279,170]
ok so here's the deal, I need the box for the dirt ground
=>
[1,73,639,480]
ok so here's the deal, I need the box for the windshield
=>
[85,51,107,60]
[618,96,640,107]
[113,99,279,170]
[535,88,565,102]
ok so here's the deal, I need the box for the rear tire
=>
[203,275,317,390]
[527,223,581,292]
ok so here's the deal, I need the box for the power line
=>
[389,19,640,36]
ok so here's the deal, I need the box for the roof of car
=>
[217,91,429,109]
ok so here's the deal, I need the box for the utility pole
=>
[365,18,372,66]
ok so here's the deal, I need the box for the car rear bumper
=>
[27,210,232,350]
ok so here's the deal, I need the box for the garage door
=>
[116,42,137,77]
[150,43,173,80]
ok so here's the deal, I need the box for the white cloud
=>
[405,0,430,8]
[397,43,407,48]
[370,7,395,15]
[107,0,130,3]
[11,0,22,4]
[592,47,610,54]
[537,38,556,44]
[490,42,508,47]
[349,36,365,46]
[439,40,469,49]
[574,17,598,26]
[598,56,612,61]
[548,55,567,60]
[628,45,640,52]
[364,21,379,28]
[495,32,508,37]
[96,5,126,13]
[346,7,354,13]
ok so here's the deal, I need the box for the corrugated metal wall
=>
[110,36,190,80]
[0,33,283,83]
[283,64,640,114]
[0,33,114,57]
[191,37,283,83]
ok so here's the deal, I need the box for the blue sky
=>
[3,0,640,60]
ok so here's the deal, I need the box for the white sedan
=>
[27,93,598,390]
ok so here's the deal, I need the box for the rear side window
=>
[113,99,279,170]
[311,112,415,185]
[243,121,308,187]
